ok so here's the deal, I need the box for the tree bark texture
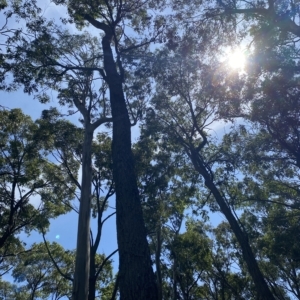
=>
[155,224,163,300]
[101,33,158,300]
[72,127,93,300]
[189,149,275,300]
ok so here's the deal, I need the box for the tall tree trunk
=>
[172,256,178,300]
[88,253,96,300]
[72,126,93,300]
[101,33,158,300]
[190,148,275,300]
[155,223,163,300]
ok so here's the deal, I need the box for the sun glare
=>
[228,49,246,70]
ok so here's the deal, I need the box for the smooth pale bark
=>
[101,32,158,299]
[72,126,93,300]
[88,254,96,300]
[189,148,275,300]
[171,228,181,300]
[69,73,112,298]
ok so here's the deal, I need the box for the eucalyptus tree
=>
[89,132,117,300]
[0,108,77,275]
[4,23,116,297]
[146,22,278,297]
[57,2,166,298]
[204,2,300,296]
[140,1,300,298]
[133,121,204,300]
[206,0,300,164]
[0,279,30,300]
[2,0,168,297]
[0,0,44,92]
[166,222,212,300]
[37,107,117,300]
[217,125,300,299]
[239,205,300,299]
[167,220,257,300]
[30,110,119,299]
[12,242,74,300]
[135,114,256,300]
[226,3,300,205]
[52,55,113,300]
[5,241,114,300]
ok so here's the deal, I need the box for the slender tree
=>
[147,30,276,298]
[4,0,165,297]
[0,108,77,275]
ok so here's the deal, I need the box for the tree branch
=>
[91,116,113,131]
[95,249,118,279]
[83,14,112,35]
[42,231,73,282]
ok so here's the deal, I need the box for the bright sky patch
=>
[228,48,246,70]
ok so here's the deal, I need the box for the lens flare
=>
[228,49,245,69]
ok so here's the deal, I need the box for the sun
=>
[227,48,246,70]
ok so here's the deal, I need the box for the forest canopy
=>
[1,0,300,299]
